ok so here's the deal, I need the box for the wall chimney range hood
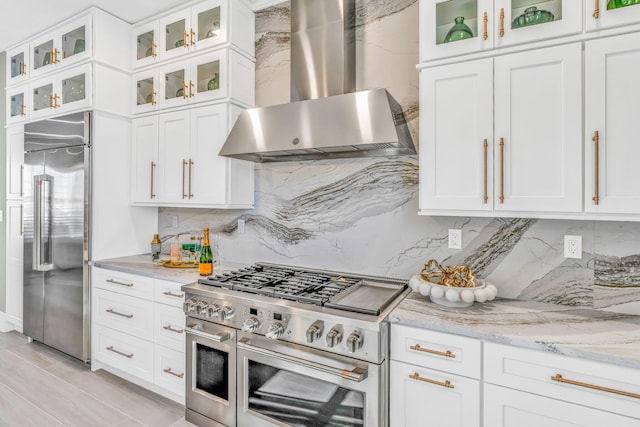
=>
[218,0,416,163]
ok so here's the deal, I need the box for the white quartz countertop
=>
[391,291,640,370]
[90,254,247,285]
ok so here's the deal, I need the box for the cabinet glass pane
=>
[166,19,186,52]
[10,52,25,78]
[137,30,155,60]
[62,73,86,104]
[33,84,53,111]
[10,93,25,118]
[165,69,185,100]
[196,60,220,94]
[607,0,640,10]
[436,0,478,45]
[137,77,155,106]
[197,7,221,42]
[33,40,54,70]
[62,25,86,60]
[511,0,561,30]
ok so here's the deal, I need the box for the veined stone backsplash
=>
[158,0,640,315]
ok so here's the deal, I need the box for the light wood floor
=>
[0,330,195,427]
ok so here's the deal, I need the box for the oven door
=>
[237,332,386,427]
[186,317,236,427]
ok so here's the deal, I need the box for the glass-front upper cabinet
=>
[133,70,159,114]
[30,63,92,120]
[6,85,29,124]
[30,15,92,79]
[132,21,160,69]
[586,0,640,31]
[6,44,30,86]
[421,0,582,62]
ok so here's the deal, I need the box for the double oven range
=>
[181,263,409,427]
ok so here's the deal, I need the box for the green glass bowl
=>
[512,6,554,29]
[607,0,640,9]
[444,16,473,43]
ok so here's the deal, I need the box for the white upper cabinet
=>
[29,63,92,121]
[132,21,160,69]
[6,44,30,86]
[586,0,640,32]
[585,32,640,215]
[6,85,29,125]
[421,0,582,61]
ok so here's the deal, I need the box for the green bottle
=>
[199,228,213,276]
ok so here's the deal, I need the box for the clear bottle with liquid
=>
[170,236,181,263]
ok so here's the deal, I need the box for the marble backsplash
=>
[158,0,640,316]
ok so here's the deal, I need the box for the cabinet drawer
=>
[94,288,154,339]
[391,324,481,379]
[93,324,154,383]
[154,345,186,399]
[390,360,480,427]
[93,267,154,299]
[154,303,186,352]
[154,279,186,308]
[484,342,640,420]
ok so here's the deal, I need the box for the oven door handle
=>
[237,337,368,382]
[186,325,231,342]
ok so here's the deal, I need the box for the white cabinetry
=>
[6,43,30,86]
[5,201,24,331]
[586,0,640,32]
[6,126,24,200]
[6,85,29,124]
[91,267,186,403]
[132,104,253,208]
[390,325,481,427]
[584,32,640,215]
[420,43,582,215]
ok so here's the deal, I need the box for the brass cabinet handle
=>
[551,374,640,399]
[163,325,184,334]
[151,42,157,58]
[164,367,185,378]
[106,308,134,319]
[483,139,489,204]
[183,30,190,48]
[20,61,27,76]
[52,48,60,64]
[163,290,184,298]
[189,80,195,98]
[410,344,456,359]
[49,94,54,109]
[106,346,133,359]
[150,161,157,199]
[592,131,600,205]
[54,94,60,108]
[593,0,600,18]
[20,103,26,117]
[409,372,455,389]
[190,28,196,46]
[182,82,188,99]
[499,137,505,204]
[499,8,505,37]
[151,90,156,106]
[483,12,488,41]
[182,160,188,199]
[188,159,194,199]
[106,278,134,287]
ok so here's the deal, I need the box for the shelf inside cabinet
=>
[62,25,86,60]
[196,6,222,43]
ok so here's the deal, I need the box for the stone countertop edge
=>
[389,293,640,370]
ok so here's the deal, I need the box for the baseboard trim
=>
[0,312,15,333]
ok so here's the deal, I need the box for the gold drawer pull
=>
[163,325,184,334]
[106,346,133,359]
[106,279,134,288]
[409,372,454,389]
[551,374,640,399]
[499,137,505,204]
[483,12,488,41]
[483,138,489,204]
[593,0,600,19]
[499,8,505,37]
[410,344,456,359]
[592,130,600,205]
[164,367,185,378]
[163,291,184,298]
[106,308,134,319]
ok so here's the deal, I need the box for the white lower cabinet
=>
[91,267,186,403]
[5,201,24,330]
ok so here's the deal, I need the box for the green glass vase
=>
[444,16,473,43]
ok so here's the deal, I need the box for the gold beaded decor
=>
[420,259,476,288]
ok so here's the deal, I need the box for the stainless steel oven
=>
[237,333,386,427]
[186,317,236,427]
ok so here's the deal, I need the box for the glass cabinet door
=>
[7,86,28,124]
[161,11,191,61]
[191,2,227,51]
[7,44,29,84]
[33,40,55,73]
[190,51,226,103]
[160,65,188,108]
[586,0,640,31]
[61,24,86,61]
[61,73,86,106]
[133,21,159,68]
[32,83,55,113]
[133,71,159,114]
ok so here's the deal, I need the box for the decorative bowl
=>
[409,275,498,308]
[512,6,554,29]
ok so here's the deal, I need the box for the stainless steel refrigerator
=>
[23,111,91,362]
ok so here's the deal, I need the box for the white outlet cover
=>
[448,229,462,249]
[564,235,582,259]
[237,219,245,234]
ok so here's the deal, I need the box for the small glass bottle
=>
[151,234,161,262]
[199,228,213,276]
[170,236,181,262]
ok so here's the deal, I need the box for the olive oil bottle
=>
[199,228,213,276]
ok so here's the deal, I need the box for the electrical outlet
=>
[448,229,462,249]
[564,235,582,259]
[171,215,179,228]
[237,219,245,234]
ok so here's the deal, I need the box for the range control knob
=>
[183,299,197,313]
[194,302,206,315]
[266,322,285,339]
[306,321,324,343]
[242,316,261,333]
[206,304,220,319]
[325,327,343,348]
[219,306,235,321]
[346,332,364,353]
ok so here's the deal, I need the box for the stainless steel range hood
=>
[218,0,416,163]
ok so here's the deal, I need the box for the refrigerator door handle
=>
[33,174,54,272]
